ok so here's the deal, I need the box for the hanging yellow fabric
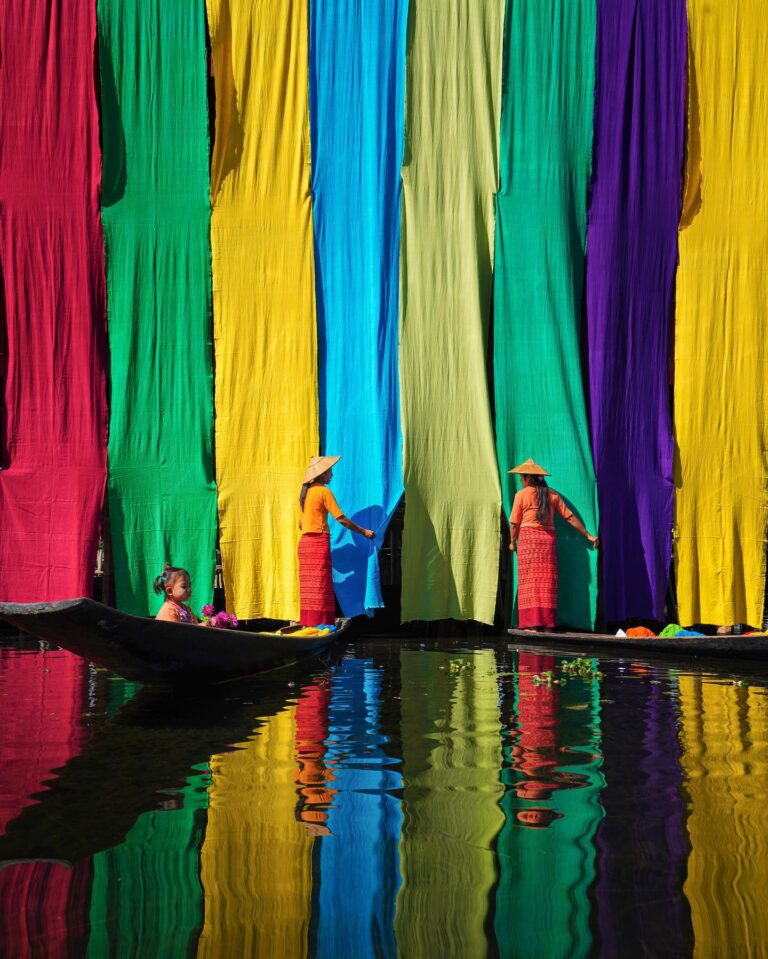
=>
[207,0,318,619]
[674,0,768,628]
[197,707,314,957]
[398,0,504,624]
[678,676,768,954]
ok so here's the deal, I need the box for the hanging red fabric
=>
[0,0,107,601]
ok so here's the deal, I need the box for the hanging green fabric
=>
[98,0,217,615]
[493,0,599,629]
[398,0,504,625]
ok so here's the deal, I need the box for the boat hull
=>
[507,628,768,661]
[0,598,344,682]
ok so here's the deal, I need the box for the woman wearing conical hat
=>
[508,459,598,630]
[297,456,374,626]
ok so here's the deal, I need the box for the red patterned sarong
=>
[517,527,557,629]
[298,533,335,625]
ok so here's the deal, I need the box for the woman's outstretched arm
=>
[337,515,375,539]
[565,514,599,547]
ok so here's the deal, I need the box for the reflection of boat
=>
[0,598,347,682]
[508,628,768,662]
[0,679,303,865]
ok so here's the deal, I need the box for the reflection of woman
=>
[508,459,598,630]
[298,456,374,625]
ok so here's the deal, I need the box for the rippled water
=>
[1,635,768,957]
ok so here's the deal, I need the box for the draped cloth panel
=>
[0,0,107,601]
[98,0,217,616]
[586,0,686,622]
[309,0,406,617]
[207,0,318,620]
[494,0,599,630]
[399,0,504,625]
[674,0,768,628]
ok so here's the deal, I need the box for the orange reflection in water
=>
[294,678,336,837]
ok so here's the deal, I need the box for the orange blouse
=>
[510,487,574,531]
[299,484,344,534]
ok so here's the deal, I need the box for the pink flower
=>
[229,615,239,629]
[202,604,216,617]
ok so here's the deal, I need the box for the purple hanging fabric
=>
[586,0,687,621]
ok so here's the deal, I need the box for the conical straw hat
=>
[508,458,551,476]
[303,455,340,485]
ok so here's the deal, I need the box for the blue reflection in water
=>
[316,656,402,959]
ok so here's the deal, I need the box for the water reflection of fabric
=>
[395,650,504,959]
[596,672,693,956]
[197,703,314,959]
[0,649,90,957]
[679,676,768,954]
[495,651,603,959]
[87,773,208,958]
[294,678,335,837]
[317,658,402,959]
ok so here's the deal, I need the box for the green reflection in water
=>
[495,653,603,958]
[87,679,208,958]
[87,772,209,958]
[395,649,505,959]
[679,675,768,956]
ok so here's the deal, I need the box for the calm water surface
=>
[1,635,767,958]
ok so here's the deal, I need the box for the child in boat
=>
[154,565,200,624]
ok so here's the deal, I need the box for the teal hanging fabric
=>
[493,0,599,629]
[98,0,217,615]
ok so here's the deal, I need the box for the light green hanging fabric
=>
[493,0,599,629]
[399,0,504,625]
[98,0,217,615]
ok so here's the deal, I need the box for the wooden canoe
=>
[0,598,347,682]
[507,627,768,661]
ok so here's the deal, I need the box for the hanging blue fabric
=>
[309,0,407,616]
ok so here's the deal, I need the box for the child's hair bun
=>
[153,564,190,595]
